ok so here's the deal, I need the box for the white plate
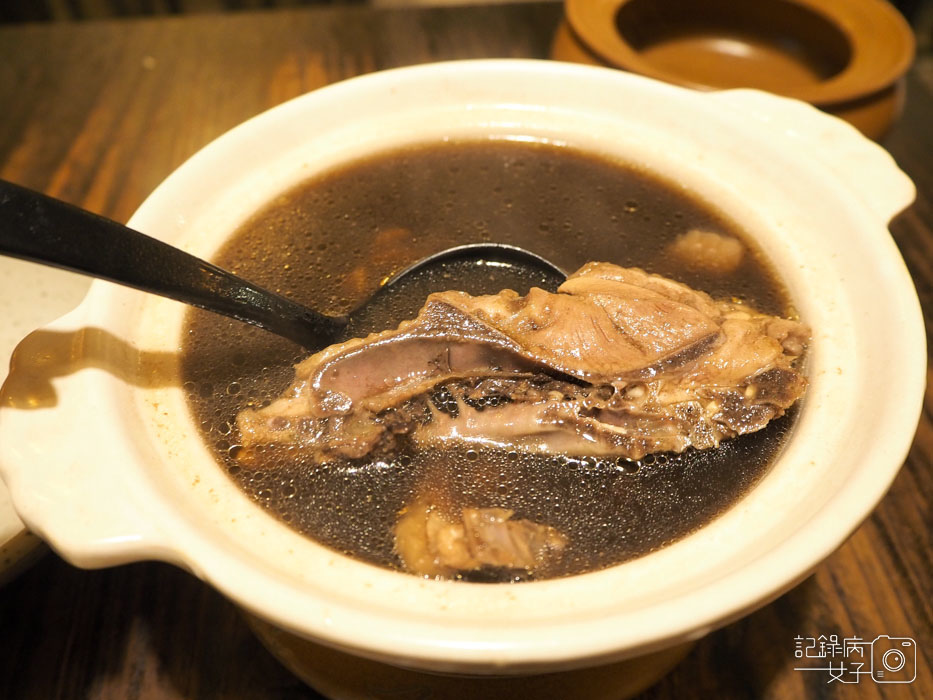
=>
[0,256,91,583]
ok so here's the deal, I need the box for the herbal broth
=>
[181,140,798,581]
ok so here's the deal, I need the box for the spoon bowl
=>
[384,242,567,289]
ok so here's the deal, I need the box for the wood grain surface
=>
[0,4,930,698]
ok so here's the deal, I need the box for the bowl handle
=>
[708,90,915,223]
[0,316,179,570]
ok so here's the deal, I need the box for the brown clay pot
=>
[247,614,697,700]
[551,0,915,140]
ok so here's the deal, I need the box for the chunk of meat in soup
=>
[394,493,568,579]
[667,229,744,274]
[236,262,808,463]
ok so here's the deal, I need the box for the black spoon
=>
[0,180,567,351]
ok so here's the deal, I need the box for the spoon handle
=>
[0,180,341,349]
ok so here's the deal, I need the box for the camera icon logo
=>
[870,635,916,683]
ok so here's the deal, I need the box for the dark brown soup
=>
[181,139,797,581]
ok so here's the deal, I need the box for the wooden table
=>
[0,4,929,698]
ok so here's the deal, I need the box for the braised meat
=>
[236,262,808,463]
[667,229,745,274]
[394,494,568,579]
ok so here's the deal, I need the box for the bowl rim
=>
[565,0,916,105]
[0,59,923,672]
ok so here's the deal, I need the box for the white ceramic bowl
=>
[0,60,923,675]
